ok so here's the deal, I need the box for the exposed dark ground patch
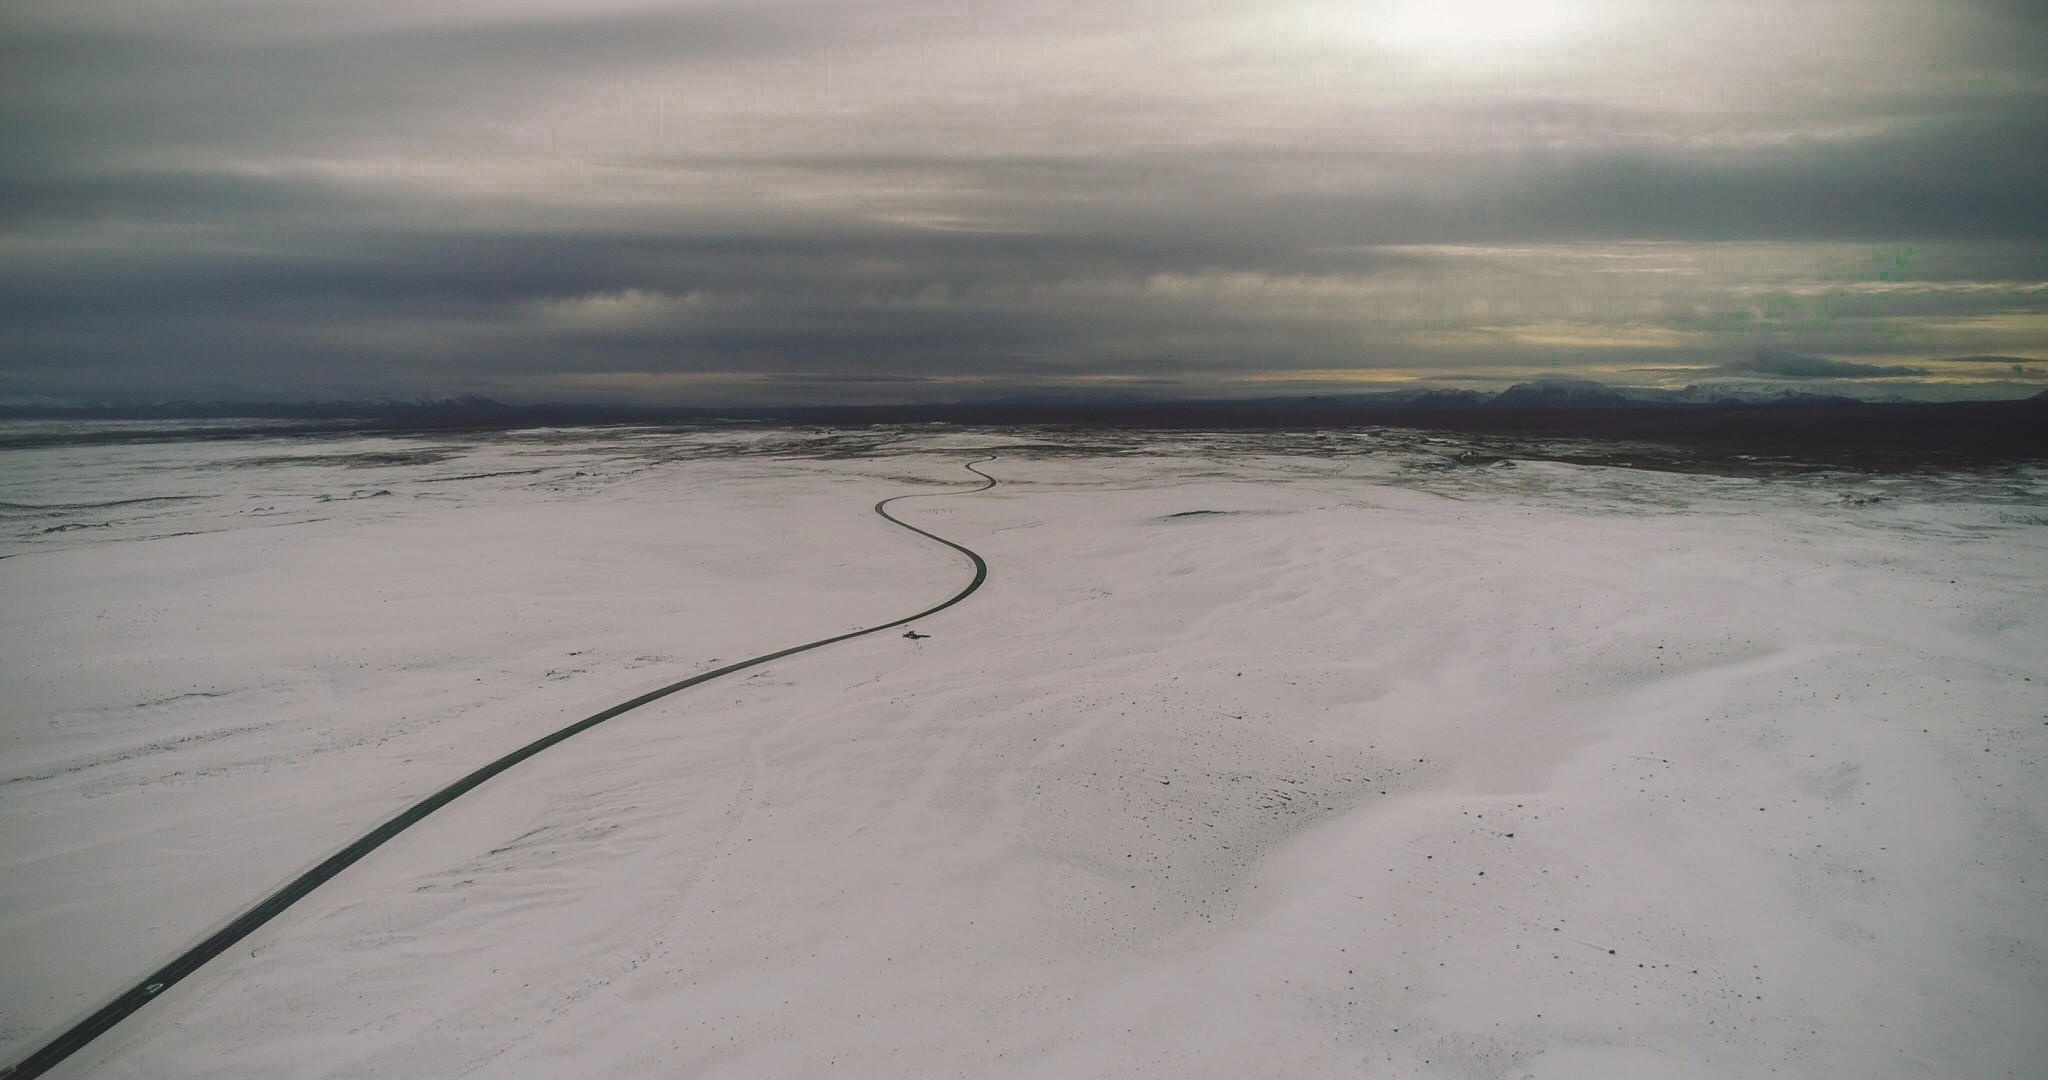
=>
[220,449,463,469]
[416,468,549,483]
[0,496,203,514]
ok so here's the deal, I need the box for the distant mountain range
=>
[2,380,2043,467]
[11,377,2034,422]
[958,377,1897,412]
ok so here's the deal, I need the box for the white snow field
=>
[3,423,2044,1079]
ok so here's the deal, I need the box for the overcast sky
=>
[3,0,2044,403]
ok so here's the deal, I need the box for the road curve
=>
[4,456,999,1080]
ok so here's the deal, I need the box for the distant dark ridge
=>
[0,395,518,422]
[785,398,2048,465]
[2,377,2010,423]
[3,388,2044,468]
[1486,378,1635,409]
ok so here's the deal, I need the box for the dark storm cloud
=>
[2,0,2045,403]
[1453,112,2048,243]
[0,4,844,164]
[1721,349,1930,379]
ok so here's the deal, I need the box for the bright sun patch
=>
[1369,0,1587,54]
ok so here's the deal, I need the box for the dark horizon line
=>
[3,389,2044,471]
[6,378,2047,420]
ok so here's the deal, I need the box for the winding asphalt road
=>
[4,457,999,1079]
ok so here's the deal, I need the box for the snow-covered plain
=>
[3,423,2044,1079]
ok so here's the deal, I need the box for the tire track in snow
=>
[4,457,998,1080]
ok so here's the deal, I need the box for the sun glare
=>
[1370,0,1584,54]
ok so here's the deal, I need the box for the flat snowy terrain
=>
[3,424,2043,1078]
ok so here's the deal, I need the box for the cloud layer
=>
[2,0,2045,402]
[1722,350,1930,379]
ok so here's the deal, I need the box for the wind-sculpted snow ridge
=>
[0,458,997,1080]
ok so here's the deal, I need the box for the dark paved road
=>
[4,457,998,1079]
